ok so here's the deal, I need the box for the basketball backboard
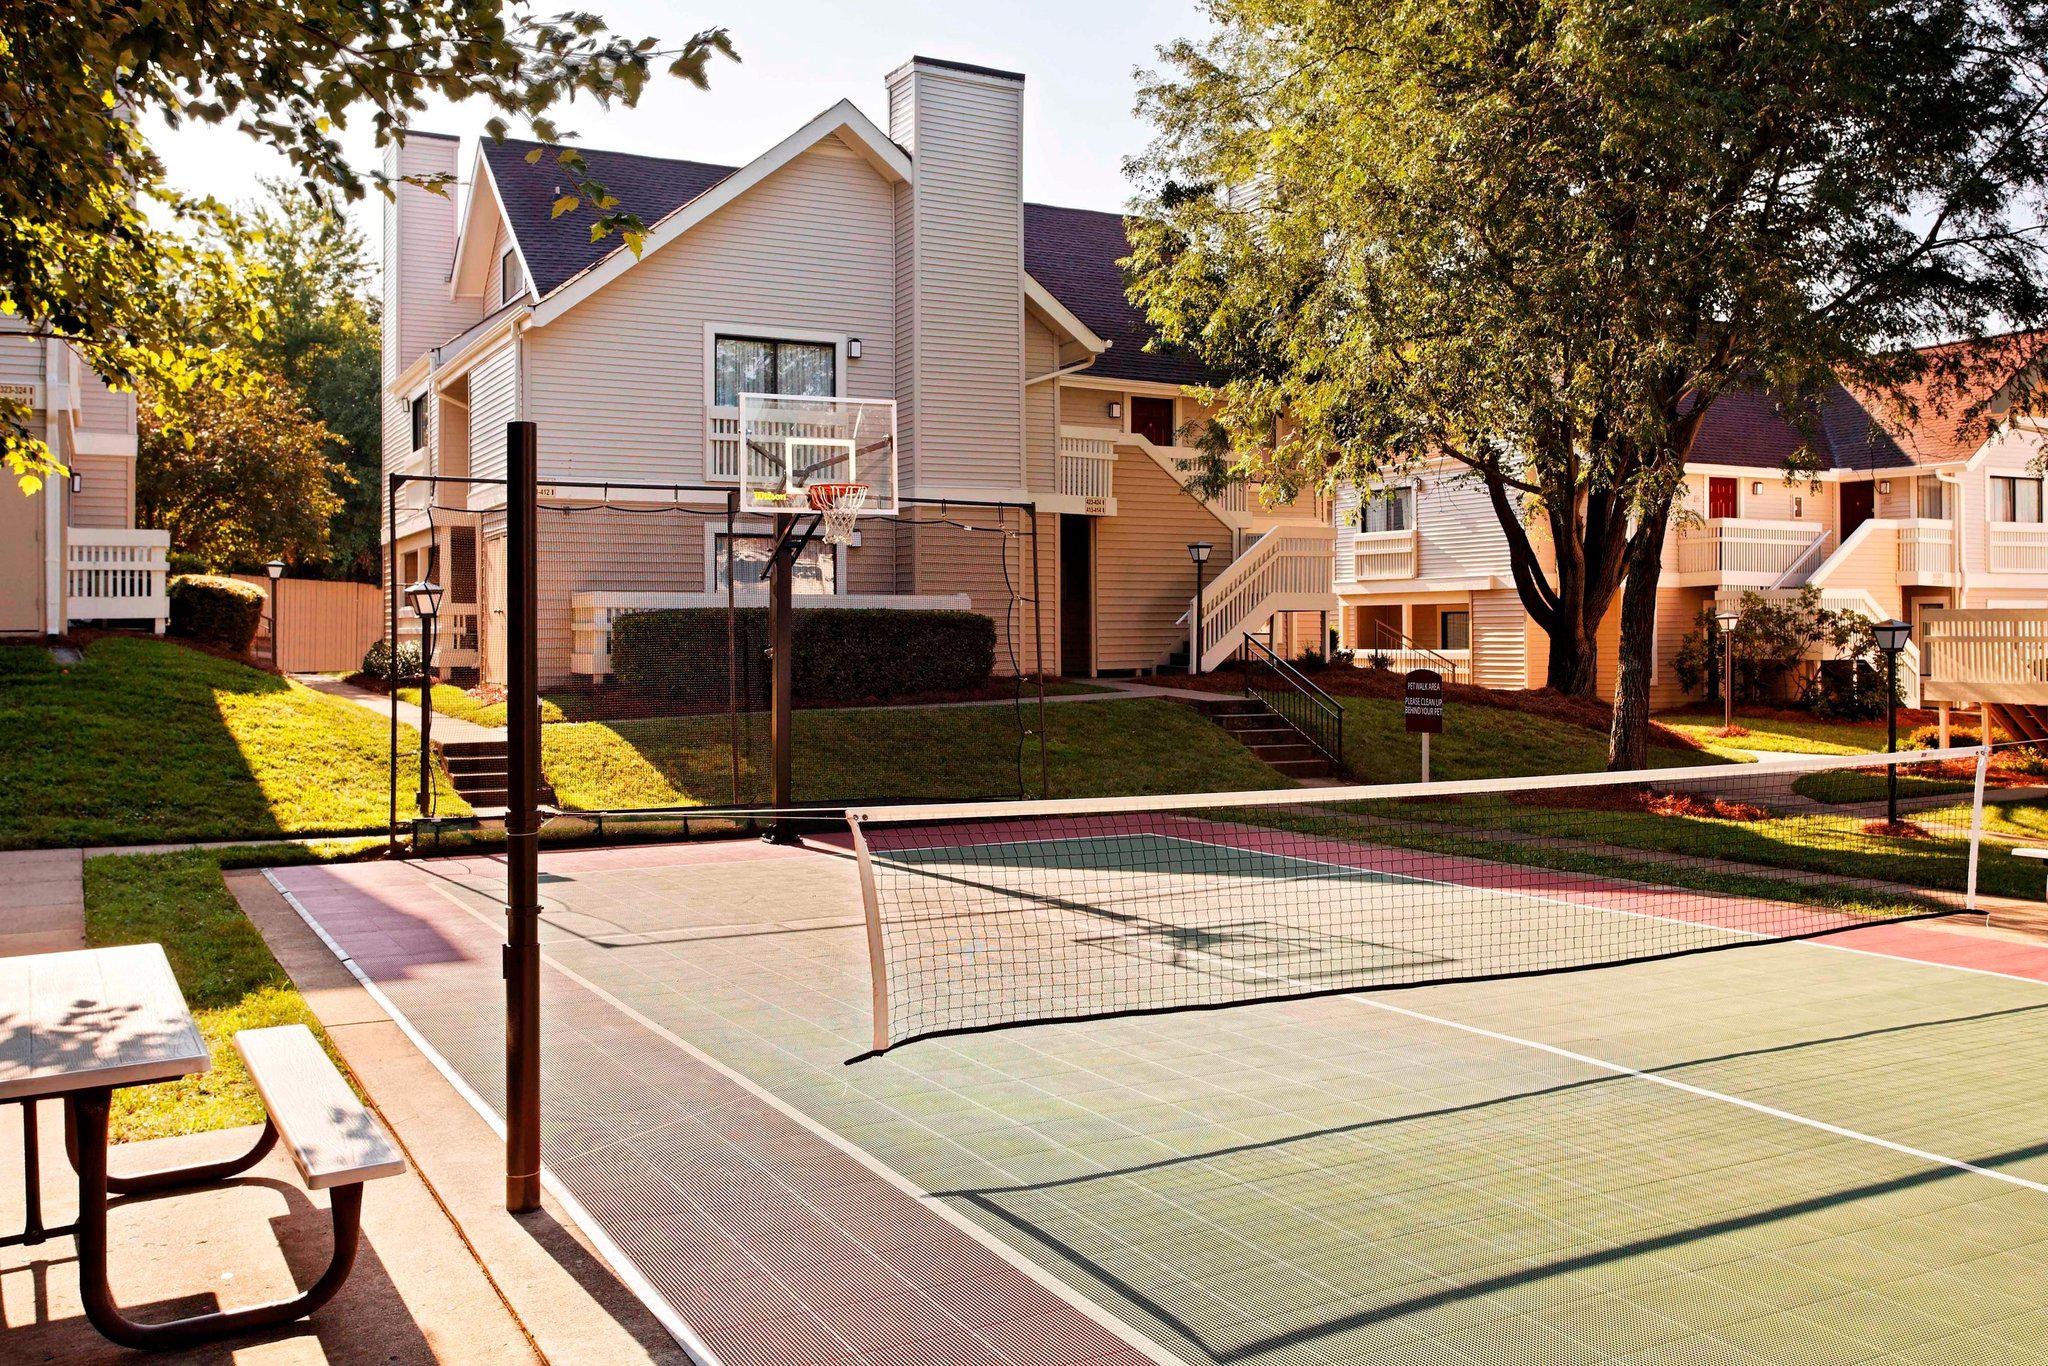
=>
[737,394,899,517]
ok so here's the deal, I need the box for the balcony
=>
[1053,431,1118,514]
[1894,520,1956,586]
[1673,519,1826,586]
[1920,608,2048,706]
[396,605,481,671]
[1989,523,2048,574]
[1351,529,1418,582]
[66,528,169,631]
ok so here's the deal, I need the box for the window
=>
[1439,610,1470,652]
[1994,475,2043,523]
[1357,486,1413,533]
[409,394,428,452]
[713,336,836,407]
[1916,478,1950,520]
[500,250,523,303]
[713,531,837,595]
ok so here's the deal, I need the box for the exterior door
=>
[1707,477,1738,520]
[1131,396,1176,448]
[1059,514,1093,675]
[1841,481,1875,541]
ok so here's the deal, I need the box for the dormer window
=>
[500,249,523,304]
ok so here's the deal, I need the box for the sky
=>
[146,0,1206,270]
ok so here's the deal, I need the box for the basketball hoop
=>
[807,481,869,545]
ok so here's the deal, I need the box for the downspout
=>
[42,339,63,636]
[1937,467,1968,606]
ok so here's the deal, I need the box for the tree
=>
[1,0,733,489]
[137,372,344,571]
[1125,0,2048,767]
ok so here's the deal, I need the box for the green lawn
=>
[400,679,1102,729]
[84,845,366,1142]
[1659,709,1890,759]
[544,697,1292,810]
[0,637,466,848]
[1334,695,1714,783]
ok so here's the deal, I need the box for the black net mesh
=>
[850,748,1995,1052]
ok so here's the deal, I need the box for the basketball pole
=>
[504,420,543,1214]
[768,510,798,843]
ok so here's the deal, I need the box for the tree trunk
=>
[1546,615,1598,697]
[1606,512,1674,770]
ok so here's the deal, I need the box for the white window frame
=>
[702,521,853,596]
[1356,483,1416,534]
[1991,473,2044,524]
[407,389,429,455]
[702,324,849,407]
[1438,608,1470,652]
[499,248,523,304]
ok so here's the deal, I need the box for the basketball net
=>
[806,482,868,545]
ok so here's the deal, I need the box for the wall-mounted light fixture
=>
[1793,496,1804,517]
[847,338,862,360]
[1750,481,1763,496]
[68,472,82,495]
[1108,400,1123,420]
[1878,479,1892,495]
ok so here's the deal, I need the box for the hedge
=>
[359,638,425,683]
[168,575,266,652]
[609,607,996,704]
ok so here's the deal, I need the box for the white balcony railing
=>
[397,606,480,669]
[1057,433,1117,506]
[1359,646,1471,679]
[1190,526,1339,672]
[1351,528,1417,581]
[1920,608,2048,704]
[1895,521,1955,582]
[1674,519,1819,583]
[66,528,169,630]
[1989,523,2048,573]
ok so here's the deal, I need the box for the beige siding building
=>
[0,322,165,639]
[383,57,1334,686]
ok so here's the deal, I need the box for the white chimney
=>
[886,57,1026,493]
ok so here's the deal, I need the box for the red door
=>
[1131,396,1177,448]
[1841,481,1875,540]
[1707,477,1738,520]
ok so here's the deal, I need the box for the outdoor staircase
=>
[433,738,555,814]
[1198,697,1334,778]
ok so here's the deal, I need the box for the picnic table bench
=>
[2,944,403,1349]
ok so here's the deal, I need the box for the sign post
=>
[1404,668,1444,782]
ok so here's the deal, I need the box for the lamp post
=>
[264,559,285,670]
[1713,607,1741,731]
[1186,541,1213,675]
[405,579,443,819]
[1873,618,1912,828]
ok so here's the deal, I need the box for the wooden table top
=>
[0,944,208,1101]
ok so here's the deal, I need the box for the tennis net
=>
[846,747,1994,1053]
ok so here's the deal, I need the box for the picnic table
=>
[1,942,399,1349]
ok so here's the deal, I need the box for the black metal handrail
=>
[1239,635,1346,770]
[1369,620,1463,683]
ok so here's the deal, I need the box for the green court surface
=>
[296,833,2048,1364]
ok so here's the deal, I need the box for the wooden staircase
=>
[1198,698,1334,778]
[1987,702,2048,746]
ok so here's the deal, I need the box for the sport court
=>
[273,813,2048,1364]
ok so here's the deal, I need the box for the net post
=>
[504,420,543,1214]
[1028,505,1049,799]
[386,472,401,856]
[1967,746,1991,912]
[848,813,891,1054]
[724,489,741,808]
[768,511,796,843]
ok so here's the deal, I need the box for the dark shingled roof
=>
[478,139,1201,385]
[480,139,734,296]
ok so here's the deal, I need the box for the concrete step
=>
[443,756,507,776]
[437,739,508,759]
[1197,699,1268,717]
[1247,743,1318,763]
[1269,758,1333,777]
[453,787,510,807]
[1215,712,1287,731]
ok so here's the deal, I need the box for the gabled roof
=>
[1688,332,2048,472]
[467,128,1186,383]
[479,140,735,296]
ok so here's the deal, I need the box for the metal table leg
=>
[68,1089,364,1351]
[1,1097,72,1248]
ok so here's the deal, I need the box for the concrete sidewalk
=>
[0,849,84,957]
[298,674,506,744]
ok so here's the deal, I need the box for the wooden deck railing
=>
[1920,609,2048,704]
[66,528,169,630]
[1190,527,1337,673]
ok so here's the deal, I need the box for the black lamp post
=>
[406,578,443,819]
[1874,618,1912,827]
[1713,607,1740,730]
[1187,541,1213,675]
[264,559,285,670]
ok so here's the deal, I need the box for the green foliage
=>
[0,1,734,489]
[1126,0,2048,751]
[360,638,425,683]
[1671,589,1895,720]
[609,608,996,704]
[168,574,267,651]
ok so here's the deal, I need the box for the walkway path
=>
[299,673,506,744]
[0,848,84,956]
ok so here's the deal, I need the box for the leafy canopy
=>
[0,1,734,488]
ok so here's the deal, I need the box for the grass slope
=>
[84,847,358,1141]
[545,697,1292,809]
[0,637,466,848]
[1334,695,1712,783]
[1659,709,1890,759]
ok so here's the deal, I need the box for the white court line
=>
[397,863,1189,1366]
[263,870,727,1366]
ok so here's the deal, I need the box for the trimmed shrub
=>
[610,607,996,704]
[168,575,266,652]
[1906,722,1983,750]
[359,638,425,683]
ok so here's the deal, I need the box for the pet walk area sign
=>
[1404,667,1444,779]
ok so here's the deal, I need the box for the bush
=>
[1672,587,1896,719]
[359,638,424,683]
[168,575,266,652]
[609,607,997,704]
[1906,722,1983,749]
